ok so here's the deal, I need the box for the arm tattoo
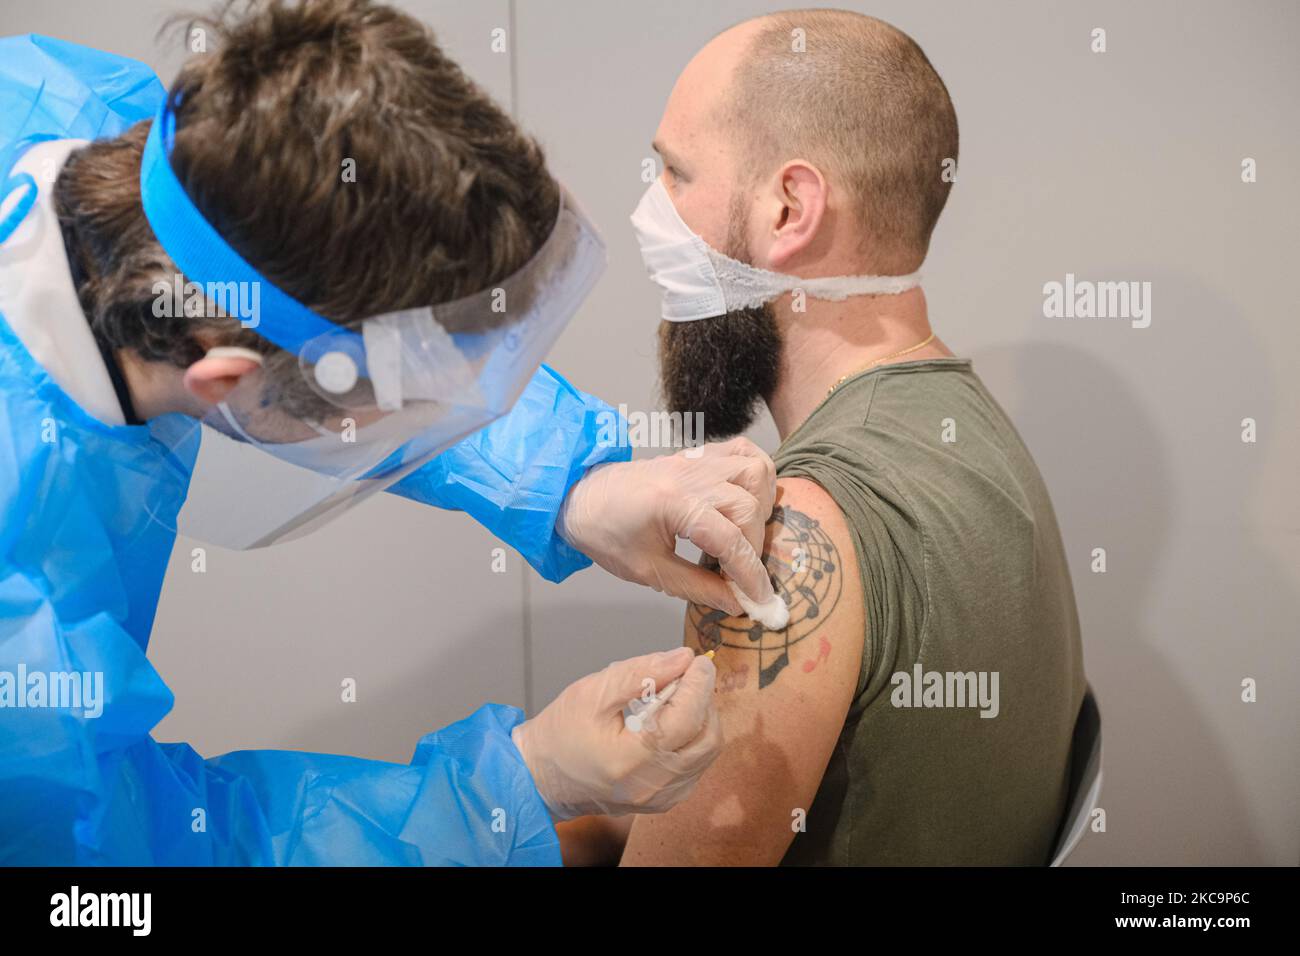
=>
[689,504,842,690]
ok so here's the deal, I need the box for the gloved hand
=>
[511,647,722,819]
[557,437,777,615]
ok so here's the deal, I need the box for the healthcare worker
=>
[0,4,776,866]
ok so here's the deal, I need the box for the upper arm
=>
[621,478,865,866]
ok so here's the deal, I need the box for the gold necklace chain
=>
[827,332,936,397]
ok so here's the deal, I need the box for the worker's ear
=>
[182,347,264,406]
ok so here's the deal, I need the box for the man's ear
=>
[764,161,828,270]
[182,349,263,407]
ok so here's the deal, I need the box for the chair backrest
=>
[1049,686,1103,866]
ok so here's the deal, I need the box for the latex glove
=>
[557,437,777,615]
[512,648,722,819]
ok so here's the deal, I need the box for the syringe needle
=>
[621,650,717,733]
[623,649,717,732]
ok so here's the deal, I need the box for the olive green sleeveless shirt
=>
[775,358,1085,866]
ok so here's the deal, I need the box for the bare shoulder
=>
[687,477,864,699]
[620,477,864,864]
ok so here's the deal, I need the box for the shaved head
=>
[722,9,958,272]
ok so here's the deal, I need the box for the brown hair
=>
[55,0,560,417]
[725,9,958,274]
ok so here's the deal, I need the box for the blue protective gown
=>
[0,34,630,865]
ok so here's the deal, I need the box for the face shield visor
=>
[138,99,606,549]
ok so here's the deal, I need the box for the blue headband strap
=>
[139,100,366,371]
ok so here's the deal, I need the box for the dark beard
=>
[657,197,783,440]
[657,304,781,440]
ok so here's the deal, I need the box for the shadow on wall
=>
[972,272,1288,864]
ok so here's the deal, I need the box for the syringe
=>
[623,650,715,732]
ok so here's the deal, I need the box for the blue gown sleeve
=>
[387,364,631,583]
[0,576,560,865]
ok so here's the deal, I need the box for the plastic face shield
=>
[139,100,606,549]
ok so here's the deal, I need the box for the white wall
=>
[4,0,1294,865]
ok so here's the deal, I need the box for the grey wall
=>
[4,0,1294,865]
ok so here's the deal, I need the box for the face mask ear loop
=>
[204,346,265,365]
[308,421,338,439]
[206,348,268,446]
[215,401,258,446]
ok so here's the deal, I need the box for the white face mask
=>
[629,177,922,322]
